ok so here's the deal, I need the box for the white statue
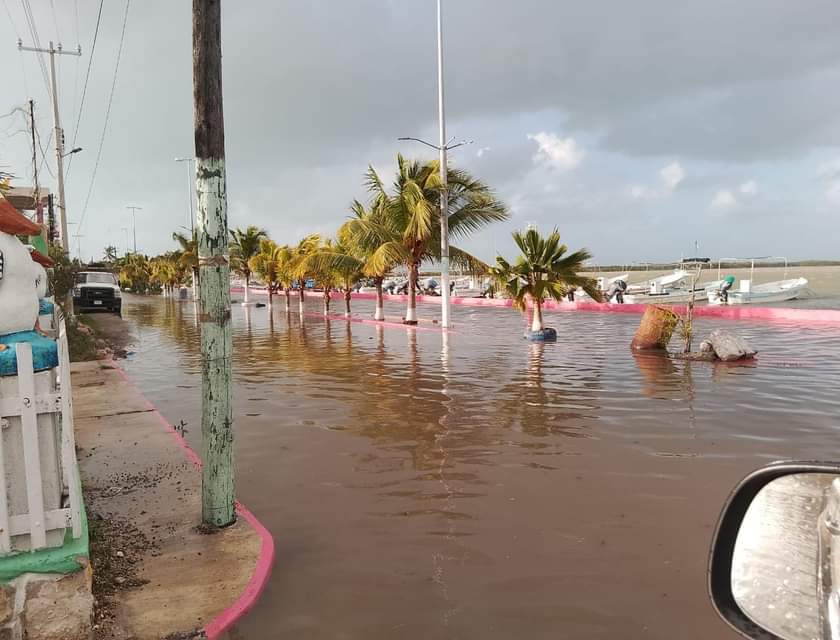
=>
[0,200,42,337]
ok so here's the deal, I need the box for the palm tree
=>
[248,239,293,308]
[303,198,393,320]
[172,231,199,299]
[302,237,365,318]
[229,225,268,304]
[491,227,602,337]
[150,257,177,296]
[362,155,508,324]
[290,234,322,315]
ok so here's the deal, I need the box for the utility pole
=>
[17,40,81,253]
[126,206,142,253]
[193,0,235,527]
[121,227,130,257]
[73,234,84,262]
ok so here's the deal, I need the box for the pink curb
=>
[106,360,275,639]
[231,287,840,325]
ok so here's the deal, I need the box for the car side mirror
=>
[709,461,840,640]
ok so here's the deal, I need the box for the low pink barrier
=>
[231,287,840,325]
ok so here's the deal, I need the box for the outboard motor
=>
[718,275,736,303]
[606,279,628,304]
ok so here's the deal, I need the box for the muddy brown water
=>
[115,294,840,639]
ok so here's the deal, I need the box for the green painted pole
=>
[193,0,235,527]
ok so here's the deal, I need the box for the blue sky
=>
[1,0,839,264]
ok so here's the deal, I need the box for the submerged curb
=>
[231,287,840,325]
[107,360,275,640]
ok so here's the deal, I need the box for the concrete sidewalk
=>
[72,360,269,639]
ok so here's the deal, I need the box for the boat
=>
[706,257,808,305]
[707,277,808,305]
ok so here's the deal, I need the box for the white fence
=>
[0,314,82,553]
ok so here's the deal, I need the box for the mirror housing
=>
[709,461,840,640]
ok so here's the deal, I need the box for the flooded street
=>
[117,295,840,639]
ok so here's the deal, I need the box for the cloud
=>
[476,146,492,158]
[739,180,758,196]
[711,190,738,209]
[825,181,840,205]
[526,132,583,170]
[659,162,685,191]
[629,161,685,199]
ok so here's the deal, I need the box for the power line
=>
[66,0,105,176]
[78,0,131,234]
[19,0,50,92]
[48,0,60,43]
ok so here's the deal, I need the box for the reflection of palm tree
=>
[495,343,601,439]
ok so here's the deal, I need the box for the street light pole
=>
[436,0,451,329]
[121,227,130,257]
[126,206,142,253]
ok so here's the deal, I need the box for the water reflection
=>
[115,295,840,640]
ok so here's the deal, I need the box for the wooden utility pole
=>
[193,0,235,527]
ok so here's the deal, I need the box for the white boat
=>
[707,277,808,305]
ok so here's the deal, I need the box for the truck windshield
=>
[78,273,117,285]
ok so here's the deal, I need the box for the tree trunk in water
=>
[268,285,273,308]
[374,278,384,321]
[299,286,305,315]
[284,288,290,312]
[531,299,543,332]
[244,273,250,304]
[193,0,235,528]
[323,289,330,315]
[405,262,418,324]
[192,267,199,301]
[344,289,352,317]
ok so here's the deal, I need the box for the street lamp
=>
[126,206,142,253]
[174,157,195,236]
[62,147,83,158]
[397,0,467,329]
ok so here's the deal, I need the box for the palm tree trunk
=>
[323,289,331,315]
[531,298,544,332]
[268,284,273,307]
[244,273,250,304]
[405,262,419,324]
[299,285,305,315]
[374,277,384,321]
[192,267,199,301]
[284,288,290,312]
[344,289,352,318]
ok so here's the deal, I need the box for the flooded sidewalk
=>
[72,359,272,639]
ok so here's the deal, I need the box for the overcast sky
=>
[2,0,839,264]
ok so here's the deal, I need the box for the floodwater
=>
[116,294,840,639]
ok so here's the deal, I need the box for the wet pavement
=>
[116,295,840,639]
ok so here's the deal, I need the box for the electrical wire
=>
[78,0,131,233]
[19,0,50,93]
[66,0,105,176]
[49,0,60,44]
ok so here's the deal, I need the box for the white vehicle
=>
[72,271,122,314]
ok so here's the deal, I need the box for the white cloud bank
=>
[630,161,685,199]
[527,132,583,170]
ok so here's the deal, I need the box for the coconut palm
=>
[491,227,602,335]
[304,197,394,320]
[248,239,293,308]
[301,237,365,318]
[362,155,508,324]
[150,256,178,296]
[172,231,199,298]
[290,234,322,314]
[229,225,268,304]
